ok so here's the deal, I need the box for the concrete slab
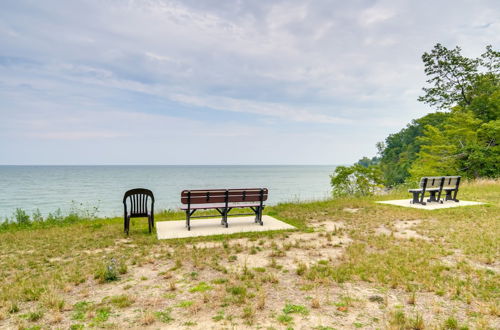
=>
[376,199,485,210]
[156,215,296,240]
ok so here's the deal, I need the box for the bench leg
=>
[445,190,459,202]
[185,210,191,231]
[427,191,438,203]
[411,191,420,204]
[259,206,264,225]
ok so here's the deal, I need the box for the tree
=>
[377,112,449,186]
[330,164,383,197]
[357,44,499,186]
[418,44,499,111]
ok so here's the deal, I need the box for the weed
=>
[211,278,228,284]
[154,308,174,323]
[212,310,225,321]
[92,307,111,323]
[71,301,92,321]
[94,258,127,283]
[189,282,213,293]
[105,295,134,308]
[242,306,255,324]
[277,313,293,325]
[23,310,44,322]
[283,303,309,315]
[176,300,194,308]
[443,317,459,329]
[296,262,308,276]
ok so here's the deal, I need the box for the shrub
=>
[330,164,383,197]
[15,208,30,225]
[94,258,127,283]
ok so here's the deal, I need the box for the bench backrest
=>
[181,188,268,205]
[419,177,443,189]
[419,176,461,189]
[442,176,461,189]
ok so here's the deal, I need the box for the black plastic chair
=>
[123,188,155,235]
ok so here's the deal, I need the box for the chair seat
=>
[129,212,150,218]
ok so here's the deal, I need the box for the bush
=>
[94,258,127,283]
[330,164,383,197]
[15,208,30,225]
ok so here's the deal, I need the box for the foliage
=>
[357,43,499,185]
[377,112,449,186]
[14,208,30,225]
[94,258,127,283]
[418,43,498,111]
[356,156,380,168]
[330,164,383,197]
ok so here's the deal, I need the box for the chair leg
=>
[125,216,130,235]
[148,216,152,234]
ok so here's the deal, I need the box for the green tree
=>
[418,43,480,110]
[377,112,449,186]
[330,164,383,197]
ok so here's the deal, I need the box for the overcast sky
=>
[0,0,498,165]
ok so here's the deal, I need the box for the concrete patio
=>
[376,199,485,210]
[156,215,296,239]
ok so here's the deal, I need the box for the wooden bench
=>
[408,176,461,205]
[181,188,268,231]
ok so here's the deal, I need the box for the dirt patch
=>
[375,220,431,241]
[310,221,345,232]
[343,208,361,213]
[441,249,499,273]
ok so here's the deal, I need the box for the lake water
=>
[0,165,336,220]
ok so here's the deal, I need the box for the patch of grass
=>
[71,301,92,321]
[283,303,309,315]
[212,310,225,321]
[92,307,111,323]
[22,310,44,322]
[227,286,247,296]
[104,294,134,308]
[211,278,228,284]
[189,281,213,293]
[277,313,293,325]
[94,258,127,283]
[176,300,194,308]
[154,308,174,323]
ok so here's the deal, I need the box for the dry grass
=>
[0,180,498,329]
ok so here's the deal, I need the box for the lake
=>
[0,165,336,220]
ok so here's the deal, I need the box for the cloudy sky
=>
[0,0,498,165]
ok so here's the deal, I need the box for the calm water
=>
[0,165,335,219]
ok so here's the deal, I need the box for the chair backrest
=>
[123,188,154,215]
[442,176,461,189]
[181,188,268,205]
[420,177,444,189]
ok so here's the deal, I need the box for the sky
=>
[0,0,498,165]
